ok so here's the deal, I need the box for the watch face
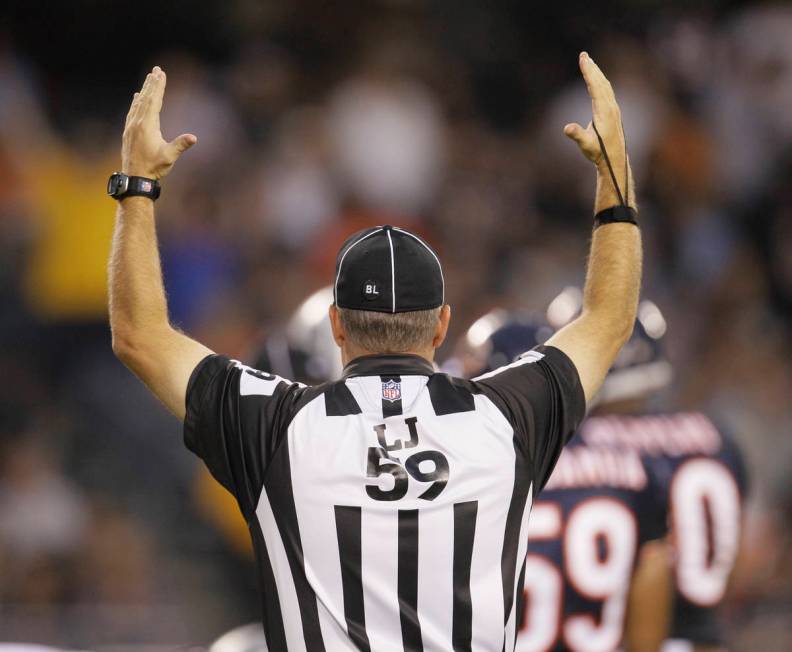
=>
[107,173,128,197]
[107,174,119,196]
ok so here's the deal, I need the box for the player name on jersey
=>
[542,445,647,491]
[580,413,721,456]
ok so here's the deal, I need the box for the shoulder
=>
[186,354,311,430]
[472,345,584,412]
[472,345,579,387]
[189,354,299,399]
[470,345,586,430]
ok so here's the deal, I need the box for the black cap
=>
[334,225,444,313]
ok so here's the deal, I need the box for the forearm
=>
[546,166,642,401]
[582,225,641,333]
[583,160,641,319]
[582,157,641,326]
[108,195,212,418]
[108,196,170,345]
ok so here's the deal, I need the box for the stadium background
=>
[0,0,790,648]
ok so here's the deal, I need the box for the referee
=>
[108,52,641,651]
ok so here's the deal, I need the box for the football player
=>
[453,299,671,651]
[464,291,746,652]
[251,286,343,385]
[575,296,747,652]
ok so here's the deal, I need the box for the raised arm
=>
[545,52,642,403]
[109,67,212,419]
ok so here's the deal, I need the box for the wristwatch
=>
[107,172,161,201]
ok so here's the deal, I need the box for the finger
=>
[139,71,154,100]
[165,133,198,161]
[125,92,141,127]
[583,54,615,105]
[578,52,596,96]
[138,70,160,123]
[564,122,600,161]
[150,66,166,116]
[579,52,605,88]
[579,52,612,106]
[563,122,586,144]
[133,73,152,121]
[125,72,155,133]
[590,65,615,104]
[139,70,158,111]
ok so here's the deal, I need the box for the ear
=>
[328,304,345,348]
[432,304,452,349]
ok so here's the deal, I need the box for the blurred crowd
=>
[0,1,791,648]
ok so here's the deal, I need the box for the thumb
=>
[563,122,586,145]
[166,133,197,160]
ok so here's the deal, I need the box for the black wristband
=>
[124,176,161,201]
[594,205,638,228]
[107,172,161,201]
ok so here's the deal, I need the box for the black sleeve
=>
[473,345,586,493]
[183,354,299,519]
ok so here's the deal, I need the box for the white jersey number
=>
[517,499,637,652]
[671,458,741,606]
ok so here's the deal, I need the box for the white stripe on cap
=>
[386,229,396,313]
[392,226,445,304]
[334,228,384,304]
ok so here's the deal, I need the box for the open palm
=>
[121,66,196,180]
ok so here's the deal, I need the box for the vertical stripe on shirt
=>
[257,488,309,652]
[501,449,532,644]
[335,506,371,652]
[452,500,478,651]
[265,446,326,650]
[504,484,534,651]
[250,519,288,651]
[398,509,423,651]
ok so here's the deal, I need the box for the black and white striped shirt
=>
[184,345,585,651]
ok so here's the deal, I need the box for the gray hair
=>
[337,306,441,353]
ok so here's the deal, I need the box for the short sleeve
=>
[472,345,586,493]
[183,354,299,519]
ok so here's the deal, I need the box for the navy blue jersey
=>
[579,412,748,647]
[516,432,667,652]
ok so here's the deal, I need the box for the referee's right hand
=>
[563,52,625,173]
[121,66,197,180]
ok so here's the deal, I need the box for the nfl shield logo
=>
[381,379,401,402]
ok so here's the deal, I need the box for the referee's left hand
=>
[563,52,625,173]
[121,66,197,180]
